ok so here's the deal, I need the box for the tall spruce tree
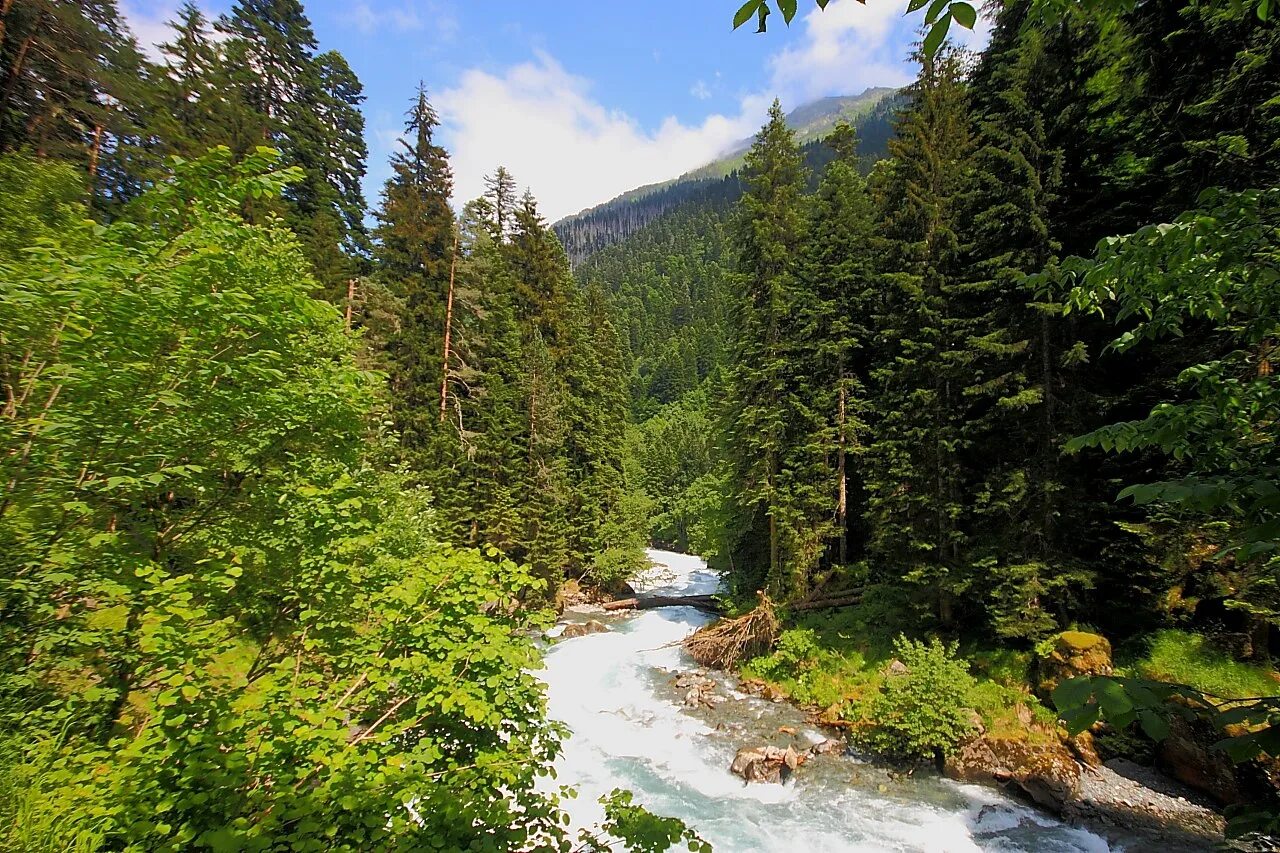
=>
[218,0,366,292]
[865,48,975,627]
[484,166,518,239]
[795,122,877,568]
[961,3,1103,639]
[724,99,809,596]
[374,86,456,467]
[154,3,245,157]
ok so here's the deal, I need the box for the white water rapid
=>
[537,549,1121,852]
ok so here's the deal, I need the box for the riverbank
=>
[691,585,1248,849]
[542,550,1122,851]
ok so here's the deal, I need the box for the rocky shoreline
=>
[553,604,1253,851]
[732,670,1228,851]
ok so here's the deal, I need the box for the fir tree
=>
[374,86,456,467]
[724,99,809,596]
[795,122,877,567]
[484,166,518,240]
[865,48,975,627]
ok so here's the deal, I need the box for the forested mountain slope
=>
[554,89,903,265]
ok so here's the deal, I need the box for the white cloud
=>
[119,0,188,61]
[767,0,915,103]
[435,52,772,221]
[120,0,230,62]
[433,0,933,221]
[345,1,427,37]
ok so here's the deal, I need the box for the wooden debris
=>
[682,592,780,669]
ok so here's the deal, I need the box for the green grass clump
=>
[740,628,874,709]
[1129,629,1279,700]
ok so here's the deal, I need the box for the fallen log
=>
[602,594,724,614]
[791,592,863,612]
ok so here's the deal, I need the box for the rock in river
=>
[730,745,805,784]
[944,735,1081,814]
[559,619,609,640]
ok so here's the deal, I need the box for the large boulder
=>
[559,619,609,640]
[555,578,587,612]
[1155,713,1280,806]
[1033,631,1113,702]
[730,745,804,784]
[944,735,1082,814]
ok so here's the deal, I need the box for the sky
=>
[120,0,990,222]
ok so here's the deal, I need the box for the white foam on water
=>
[536,549,1119,852]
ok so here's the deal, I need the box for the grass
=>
[1124,629,1280,700]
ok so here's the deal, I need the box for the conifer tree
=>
[217,0,366,292]
[374,87,456,465]
[961,5,1100,639]
[154,3,245,157]
[0,0,159,203]
[865,48,974,626]
[795,122,877,567]
[724,99,809,595]
[484,166,518,239]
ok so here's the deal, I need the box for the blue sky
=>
[121,0,989,221]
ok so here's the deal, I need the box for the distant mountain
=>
[680,87,898,183]
[554,88,903,265]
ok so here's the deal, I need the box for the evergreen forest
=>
[2,0,1280,848]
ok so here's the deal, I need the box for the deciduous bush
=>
[854,636,978,761]
[0,150,697,852]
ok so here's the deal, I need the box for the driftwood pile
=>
[681,592,780,669]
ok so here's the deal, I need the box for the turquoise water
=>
[537,550,1118,852]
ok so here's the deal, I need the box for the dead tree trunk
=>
[603,595,723,614]
[344,279,356,332]
[438,231,459,423]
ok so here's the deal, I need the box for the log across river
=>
[536,549,1121,851]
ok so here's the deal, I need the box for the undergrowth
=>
[1122,629,1279,700]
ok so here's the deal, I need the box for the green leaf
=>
[1059,703,1100,735]
[778,0,798,23]
[950,1,977,28]
[922,11,952,57]
[1052,677,1095,712]
[734,0,764,29]
[1138,710,1170,742]
[1095,678,1135,718]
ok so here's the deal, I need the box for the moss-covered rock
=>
[1033,631,1113,702]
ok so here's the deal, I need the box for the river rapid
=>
[537,549,1121,852]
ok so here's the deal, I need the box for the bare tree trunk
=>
[344,279,356,332]
[837,381,847,565]
[768,490,779,588]
[439,232,459,423]
[0,0,16,53]
[87,124,103,176]
[2,34,34,123]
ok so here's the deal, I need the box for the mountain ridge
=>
[553,87,904,265]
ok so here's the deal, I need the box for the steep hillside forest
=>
[554,90,904,264]
[0,0,1278,848]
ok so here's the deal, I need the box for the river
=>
[537,549,1119,852]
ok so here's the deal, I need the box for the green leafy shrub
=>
[579,790,712,853]
[749,628,821,679]
[0,150,698,852]
[854,636,978,761]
